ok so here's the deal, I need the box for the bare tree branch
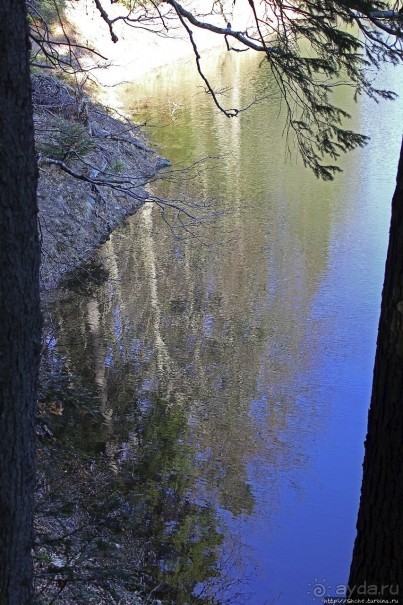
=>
[164,0,280,53]
[93,0,119,43]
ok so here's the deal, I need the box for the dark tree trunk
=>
[349,141,403,600]
[0,2,41,604]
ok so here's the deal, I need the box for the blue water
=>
[49,53,403,604]
[127,56,402,604]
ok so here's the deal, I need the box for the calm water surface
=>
[46,52,403,604]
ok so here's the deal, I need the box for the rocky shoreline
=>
[34,73,169,292]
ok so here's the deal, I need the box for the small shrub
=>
[111,158,126,174]
[35,550,52,563]
[38,117,95,161]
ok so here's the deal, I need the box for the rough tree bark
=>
[0,1,41,604]
[349,141,403,600]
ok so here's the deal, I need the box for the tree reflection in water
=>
[38,322,252,603]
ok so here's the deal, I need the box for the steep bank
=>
[34,73,169,291]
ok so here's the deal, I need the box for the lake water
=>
[45,50,403,604]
